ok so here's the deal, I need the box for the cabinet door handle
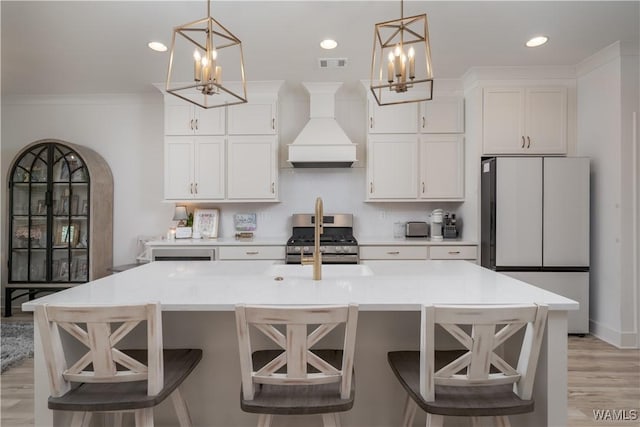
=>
[370,182,374,194]
[246,251,259,255]
[195,119,199,131]
[271,182,275,194]
[448,251,461,255]
[422,182,425,193]
[521,136,525,148]
[370,117,373,129]
[526,136,531,148]
[194,182,198,194]
[272,118,275,130]
[190,119,194,131]
[387,251,400,255]
[190,183,193,194]
[422,117,426,128]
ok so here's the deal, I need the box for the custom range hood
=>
[288,82,357,168]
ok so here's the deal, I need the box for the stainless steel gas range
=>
[285,213,359,264]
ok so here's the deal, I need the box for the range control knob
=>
[294,247,301,253]
[303,246,310,253]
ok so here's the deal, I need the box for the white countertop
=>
[145,237,286,246]
[145,237,478,246]
[357,237,477,245]
[23,260,577,312]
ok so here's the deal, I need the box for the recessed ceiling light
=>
[148,41,168,52]
[525,36,549,48]
[320,39,338,50]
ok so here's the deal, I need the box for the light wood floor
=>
[2,313,639,426]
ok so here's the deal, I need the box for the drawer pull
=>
[387,251,400,255]
[246,251,259,255]
[448,251,461,255]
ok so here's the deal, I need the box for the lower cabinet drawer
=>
[218,246,285,260]
[429,245,477,260]
[359,246,428,260]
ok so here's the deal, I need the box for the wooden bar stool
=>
[387,304,548,427]
[35,302,202,427]
[235,304,359,427]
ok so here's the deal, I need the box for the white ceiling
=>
[2,1,638,96]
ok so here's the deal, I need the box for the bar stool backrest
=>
[35,303,163,398]
[420,303,548,402]
[235,304,358,400]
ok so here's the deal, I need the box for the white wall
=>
[576,41,639,347]
[1,83,467,294]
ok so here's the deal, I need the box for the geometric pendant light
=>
[166,0,247,109]
[370,0,434,106]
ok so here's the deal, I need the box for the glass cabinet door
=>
[9,143,90,284]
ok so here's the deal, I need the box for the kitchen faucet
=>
[301,197,323,280]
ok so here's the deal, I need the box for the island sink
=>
[265,263,374,278]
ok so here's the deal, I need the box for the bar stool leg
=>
[495,416,511,427]
[257,414,273,427]
[111,411,124,427]
[70,411,92,427]
[426,413,444,427]
[321,413,342,427]
[134,408,154,427]
[171,387,193,427]
[401,394,417,427]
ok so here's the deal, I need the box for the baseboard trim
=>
[590,320,639,348]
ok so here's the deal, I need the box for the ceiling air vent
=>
[318,58,348,69]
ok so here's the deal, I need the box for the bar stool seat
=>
[48,349,202,412]
[387,351,534,417]
[240,349,355,415]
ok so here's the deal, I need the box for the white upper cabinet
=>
[228,100,277,135]
[164,136,225,200]
[482,87,567,155]
[368,99,418,133]
[227,136,278,200]
[164,97,226,136]
[419,135,464,199]
[161,82,281,202]
[365,93,465,201]
[367,135,419,199]
[419,97,464,133]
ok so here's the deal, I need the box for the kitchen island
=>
[23,260,577,427]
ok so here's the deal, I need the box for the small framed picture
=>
[193,209,219,239]
[58,162,69,181]
[234,213,257,231]
[60,196,69,215]
[58,261,69,280]
[36,200,46,215]
[71,195,79,215]
[55,223,80,247]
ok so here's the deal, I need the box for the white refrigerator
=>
[480,157,590,333]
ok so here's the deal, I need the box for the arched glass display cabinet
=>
[5,139,113,316]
